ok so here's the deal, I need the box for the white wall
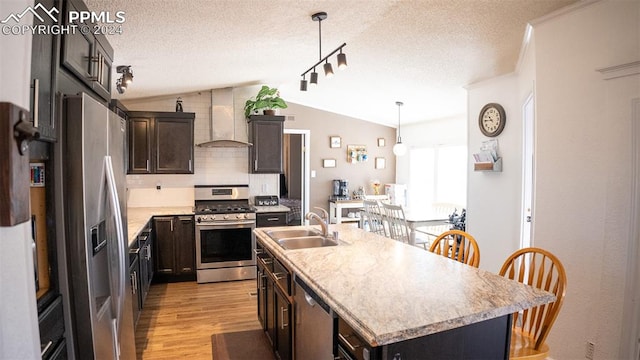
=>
[467,1,640,358]
[0,1,41,358]
[533,1,639,358]
[466,73,522,273]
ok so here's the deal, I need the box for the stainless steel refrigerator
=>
[62,93,136,359]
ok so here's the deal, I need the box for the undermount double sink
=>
[264,228,339,250]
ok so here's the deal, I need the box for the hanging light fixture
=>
[393,101,407,156]
[299,12,347,91]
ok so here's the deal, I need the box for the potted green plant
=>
[244,85,288,118]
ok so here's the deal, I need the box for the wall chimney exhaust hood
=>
[196,88,252,148]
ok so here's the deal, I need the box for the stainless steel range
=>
[194,185,256,283]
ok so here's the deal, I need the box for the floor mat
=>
[211,329,275,360]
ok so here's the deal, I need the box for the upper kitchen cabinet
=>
[61,0,113,101]
[128,111,195,174]
[29,0,59,141]
[248,115,284,173]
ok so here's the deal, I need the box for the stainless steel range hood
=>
[197,88,252,148]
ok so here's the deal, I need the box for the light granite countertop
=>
[254,205,291,213]
[254,224,556,347]
[126,206,193,246]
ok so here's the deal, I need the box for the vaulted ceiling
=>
[86,0,578,126]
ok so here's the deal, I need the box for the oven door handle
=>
[198,220,256,228]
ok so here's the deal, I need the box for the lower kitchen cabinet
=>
[138,222,154,303]
[274,287,292,360]
[129,251,141,326]
[256,242,293,360]
[256,212,287,227]
[38,295,66,360]
[154,216,195,282]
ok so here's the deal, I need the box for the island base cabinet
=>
[336,314,511,360]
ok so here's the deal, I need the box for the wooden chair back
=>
[381,202,410,243]
[498,247,567,357]
[362,200,387,236]
[428,230,480,267]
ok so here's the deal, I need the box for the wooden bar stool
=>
[428,230,480,267]
[499,247,567,360]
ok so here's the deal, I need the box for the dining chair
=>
[381,202,410,243]
[428,230,480,267]
[498,247,567,360]
[362,200,387,236]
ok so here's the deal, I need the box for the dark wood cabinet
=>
[138,222,154,304]
[248,115,284,173]
[130,220,154,330]
[154,216,195,282]
[38,295,65,360]
[128,112,195,174]
[60,0,113,102]
[155,117,194,173]
[256,242,293,359]
[29,0,58,141]
[128,117,152,173]
[129,251,140,326]
[256,212,288,227]
[274,287,292,360]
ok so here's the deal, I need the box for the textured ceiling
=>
[85,0,578,126]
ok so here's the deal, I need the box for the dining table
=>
[402,209,449,246]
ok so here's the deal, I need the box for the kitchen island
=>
[254,224,555,358]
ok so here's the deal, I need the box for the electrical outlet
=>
[585,341,595,360]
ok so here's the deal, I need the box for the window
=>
[408,145,467,211]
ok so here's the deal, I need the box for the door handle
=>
[41,340,53,357]
[31,78,39,128]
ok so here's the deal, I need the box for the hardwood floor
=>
[135,280,261,359]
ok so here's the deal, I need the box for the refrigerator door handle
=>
[105,155,126,358]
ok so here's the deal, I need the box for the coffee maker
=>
[332,179,349,199]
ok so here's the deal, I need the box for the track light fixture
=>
[116,65,134,94]
[299,12,347,91]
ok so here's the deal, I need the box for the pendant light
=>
[393,101,407,156]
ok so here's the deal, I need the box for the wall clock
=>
[478,103,506,137]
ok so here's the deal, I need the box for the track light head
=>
[300,78,308,91]
[310,71,318,85]
[337,52,347,69]
[324,62,334,77]
[116,78,127,94]
[116,65,134,84]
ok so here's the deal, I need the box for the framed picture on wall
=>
[375,157,386,169]
[323,158,336,168]
[377,138,385,147]
[330,136,341,148]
